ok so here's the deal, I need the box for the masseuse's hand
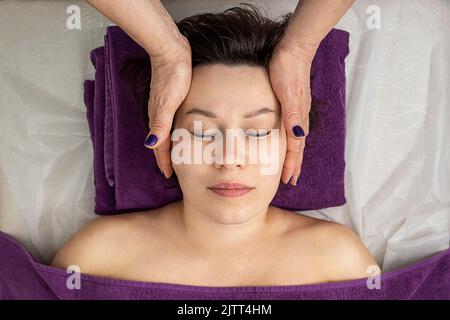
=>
[268,0,355,186]
[144,36,192,178]
[85,0,192,179]
[269,38,316,186]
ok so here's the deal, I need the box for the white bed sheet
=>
[0,0,448,272]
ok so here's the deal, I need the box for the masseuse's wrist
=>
[147,33,191,65]
[277,31,320,65]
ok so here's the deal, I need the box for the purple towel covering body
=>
[0,231,449,300]
[84,26,348,214]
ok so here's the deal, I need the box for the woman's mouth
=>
[207,182,254,198]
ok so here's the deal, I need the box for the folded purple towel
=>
[83,26,349,215]
[1,231,449,299]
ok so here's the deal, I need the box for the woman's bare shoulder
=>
[280,209,381,281]
[50,204,175,276]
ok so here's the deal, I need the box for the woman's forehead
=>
[180,64,280,115]
[182,106,276,120]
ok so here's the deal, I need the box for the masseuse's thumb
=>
[281,100,309,140]
[144,99,176,149]
[143,58,191,149]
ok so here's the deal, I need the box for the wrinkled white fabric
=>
[0,0,448,271]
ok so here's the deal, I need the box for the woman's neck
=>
[172,200,288,256]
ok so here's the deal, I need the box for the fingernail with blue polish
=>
[144,134,158,147]
[292,125,305,137]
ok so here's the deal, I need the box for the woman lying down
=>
[52,6,380,287]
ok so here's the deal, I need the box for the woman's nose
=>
[212,131,248,170]
[213,161,244,170]
[212,147,247,170]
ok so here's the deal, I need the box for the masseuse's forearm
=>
[282,0,355,57]
[85,0,186,57]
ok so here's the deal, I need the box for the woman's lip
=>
[209,183,253,189]
[208,183,254,198]
[208,188,253,198]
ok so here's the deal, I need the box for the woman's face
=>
[171,64,287,224]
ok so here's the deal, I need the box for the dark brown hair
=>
[126,3,318,132]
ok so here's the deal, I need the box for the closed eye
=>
[246,129,271,138]
[190,130,221,140]
[189,129,272,140]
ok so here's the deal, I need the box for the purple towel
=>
[83,26,348,215]
[0,231,449,299]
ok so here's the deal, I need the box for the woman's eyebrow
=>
[184,107,275,118]
[184,108,217,118]
[243,107,275,118]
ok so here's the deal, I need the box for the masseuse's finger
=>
[282,135,301,184]
[145,99,175,178]
[286,94,310,185]
[280,96,310,184]
[269,41,313,185]
[145,97,177,149]
[157,137,173,178]
[153,147,162,174]
[143,38,192,177]
[144,66,190,150]
[290,139,306,186]
[277,94,306,184]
